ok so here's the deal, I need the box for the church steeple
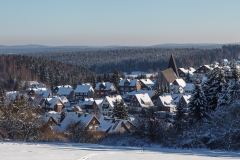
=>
[168,54,179,77]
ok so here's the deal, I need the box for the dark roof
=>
[162,68,178,84]
[168,54,179,77]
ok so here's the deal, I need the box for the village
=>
[2,54,237,141]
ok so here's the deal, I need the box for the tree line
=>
[26,45,240,73]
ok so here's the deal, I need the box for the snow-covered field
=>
[1,141,240,160]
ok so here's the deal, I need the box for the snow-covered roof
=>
[159,94,175,106]
[39,111,61,123]
[27,87,48,92]
[127,90,156,98]
[56,87,72,95]
[178,67,195,75]
[140,79,154,87]
[173,78,186,88]
[6,91,20,100]
[124,71,157,78]
[57,85,72,89]
[118,78,139,86]
[45,97,63,109]
[27,81,39,85]
[134,93,154,108]
[34,89,51,98]
[60,96,68,102]
[105,95,124,108]
[75,84,92,93]
[182,95,191,104]
[108,120,125,134]
[95,99,103,109]
[95,82,114,90]
[82,98,95,106]
[97,116,113,132]
[31,83,45,89]
[204,65,211,69]
[59,113,96,132]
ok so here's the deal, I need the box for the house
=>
[60,96,71,108]
[107,119,131,134]
[94,82,116,98]
[27,88,51,98]
[171,78,186,93]
[56,86,74,102]
[178,95,191,112]
[128,93,154,113]
[183,83,194,95]
[95,99,103,111]
[57,112,100,132]
[75,84,94,101]
[97,116,135,134]
[139,79,154,90]
[40,97,65,112]
[118,78,141,94]
[193,65,212,78]
[154,93,176,112]
[39,111,61,126]
[125,90,158,103]
[100,95,126,116]
[80,98,99,114]
[178,67,195,81]
[53,85,72,94]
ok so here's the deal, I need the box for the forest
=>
[27,45,240,73]
[0,54,96,91]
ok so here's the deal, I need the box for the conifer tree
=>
[0,87,5,107]
[91,75,96,89]
[112,99,128,120]
[175,101,185,122]
[185,71,192,83]
[225,59,240,104]
[188,79,209,124]
[111,70,121,90]
[202,67,226,110]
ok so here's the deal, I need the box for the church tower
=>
[168,54,179,78]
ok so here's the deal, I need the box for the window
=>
[92,120,95,124]
[89,125,93,130]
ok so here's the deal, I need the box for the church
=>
[154,54,179,91]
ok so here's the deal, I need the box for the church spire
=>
[168,54,179,77]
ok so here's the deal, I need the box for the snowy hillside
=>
[1,141,240,160]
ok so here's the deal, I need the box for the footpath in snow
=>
[0,141,240,160]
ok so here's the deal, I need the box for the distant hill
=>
[0,44,139,54]
[2,43,240,54]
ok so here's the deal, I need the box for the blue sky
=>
[0,0,240,46]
